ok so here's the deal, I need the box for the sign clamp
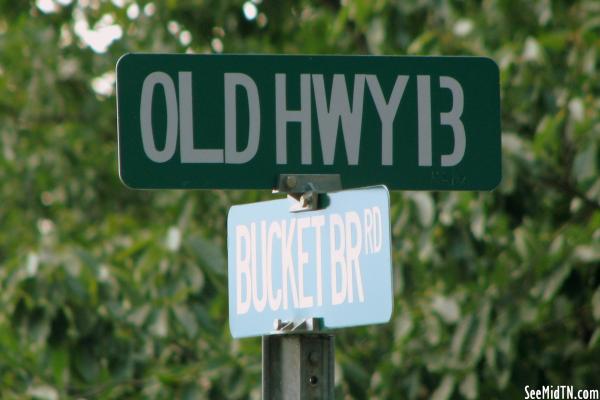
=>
[271,317,324,335]
[274,174,342,212]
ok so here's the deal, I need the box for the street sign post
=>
[227,185,392,339]
[117,54,501,191]
[116,52,503,399]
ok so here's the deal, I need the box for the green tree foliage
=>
[1,0,599,398]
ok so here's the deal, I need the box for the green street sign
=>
[117,54,501,190]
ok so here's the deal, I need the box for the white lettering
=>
[372,206,383,253]
[311,215,325,306]
[281,219,299,309]
[224,73,260,164]
[275,74,312,165]
[366,75,409,165]
[235,224,252,315]
[439,76,466,166]
[524,385,531,400]
[296,217,313,308]
[266,221,282,311]
[329,213,347,305]
[140,72,178,163]
[345,211,364,303]
[313,74,365,165]
[417,75,432,166]
[363,208,374,255]
[250,222,267,312]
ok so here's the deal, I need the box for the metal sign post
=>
[262,318,334,399]
[114,52,502,400]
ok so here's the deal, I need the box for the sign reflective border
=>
[117,54,501,190]
[227,186,392,338]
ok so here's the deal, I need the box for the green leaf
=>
[592,288,600,321]
[431,375,455,400]
[128,304,151,327]
[431,295,460,324]
[542,264,572,302]
[186,235,226,276]
[408,192,435,227]
[74,346,99,383]
[340,356,370,389]
[451,315,473,357]
[181,383,202,400]
[150,308,169,338]
[468,302,490,365]
[50,346,69,387]
[173,305,198,338]
[572,142,597,184]
[459,372,478,400]
[27,385,59,400]
[533,112,563,161]
[573,244,600,263]
[588,328,600,350]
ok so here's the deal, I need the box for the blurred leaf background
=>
[0,0,599,398]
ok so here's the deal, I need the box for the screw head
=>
[285,176,297,189]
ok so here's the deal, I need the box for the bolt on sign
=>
[227,186,392,338]
[117,54,501,190]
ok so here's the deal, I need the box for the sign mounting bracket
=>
[274,174,342,212]
[271,317,324,335]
